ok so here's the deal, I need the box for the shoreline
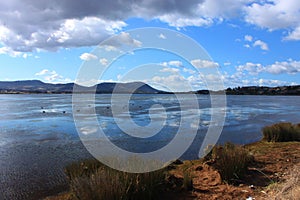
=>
[45,140,300,200]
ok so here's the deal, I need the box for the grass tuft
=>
[207,142,253,183]
[262,122,300,142]
[182,170,193,191]
[65,159,166,200]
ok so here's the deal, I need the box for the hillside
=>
[0,80,166,94]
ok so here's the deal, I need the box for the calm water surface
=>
[0,94,299,199]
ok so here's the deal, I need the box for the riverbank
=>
[45,140,300,200]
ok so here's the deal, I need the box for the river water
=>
[0,94,299,199]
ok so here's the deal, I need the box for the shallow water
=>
[0,94,299,199]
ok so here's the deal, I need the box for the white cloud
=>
[168,60,183,67]
[151,74,191,91]
[80,53,98,61]
[255,78,291,87]
[236,62,263,75]
[244,44,251,48]
[253,40,269,50]
[158,14,213,28]
[183,68,196,74]
[244,35,253,42]
[236,59,300,75]
[244,1,300,40]
[35,69,50,76]
[99,32,142,53]
[99,58,109,66]
[191,59,219,69]
[35,69,71,83]
[103,32,142,48]
[245,0,300,30]
[159,60,183,67]
[0,46,23,57]
[158,33,166,39]
[1,0,300,53]
[265,60,300,74]
[160,68,180,73]
[284,27,300,40]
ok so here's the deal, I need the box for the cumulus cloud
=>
[35,69,71,83]
[245,0,300,30]
[0,46,22,57]
[183,68,196,74]
[158,14,213,28]
[160,67,180,73]
[236,62,263,75]
[284,27,300,40]
[79,53,98,61]
[253,40,269,50]
[236,59,300,75]
[1,0,300,54]
[152,74,191,91]
[191,59,219,69]
[242,35,269,50]
[160,60,183,67]
[244,35,253,42]
[244,44,251,48]
[266,60,300,74]
[103,32,142,48]
[99,58,109,66]
[245,0,300,40]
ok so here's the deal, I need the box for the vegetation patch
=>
[206,142,253,183]
[65,159,167,200]
[262,122,300,142]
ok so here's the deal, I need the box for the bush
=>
[209,143,253,183]
[262,122,300,142]
[65,159,166,200]
[182,170,193,191]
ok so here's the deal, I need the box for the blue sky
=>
[0,0,299,91]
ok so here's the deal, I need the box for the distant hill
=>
[0,80,167,94]
[224,85,300,95]
[0,80,299,95]
[195,85,300,95]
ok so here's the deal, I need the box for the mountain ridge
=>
[0,80,299,95]
[0,80,168,94]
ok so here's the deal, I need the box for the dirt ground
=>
[165,141,300,200]
[45,141,300,200]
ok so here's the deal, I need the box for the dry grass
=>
[262,122,300,142]
[207,142,253,183]
[65,159,167,200]
[266,166,300,200]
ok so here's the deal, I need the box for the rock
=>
[195,165,203,171]
[172,159,183,165]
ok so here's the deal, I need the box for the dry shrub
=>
[65,159,166,200]
[263,122,300,142]
[209,143,253,183]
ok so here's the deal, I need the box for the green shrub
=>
[262,122,300,142]
[65,159,166,200]
[210,143,253,183]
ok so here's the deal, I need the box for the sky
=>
[0,0,300,91]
